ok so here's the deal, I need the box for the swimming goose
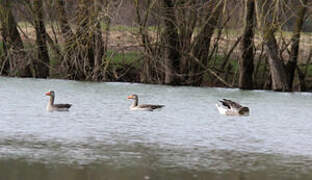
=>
[45,90,72,112]
[127,94,164,111]
[216,99,249,116]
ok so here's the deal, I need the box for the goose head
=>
[127,94,138,100]
[238,107,250,116]
[45,90,55,97]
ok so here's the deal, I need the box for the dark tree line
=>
[0,0,312,92]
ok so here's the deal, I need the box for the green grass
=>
[107,51,142,70]
[306,64,312,77]
[0,41,4,58]
[48,50,141,68]
[100,23,137,32]
[299,64,312,77]
[100,23,158,32]
[0,41,3,50]
[209,55,239,71]
[107,51,140,63]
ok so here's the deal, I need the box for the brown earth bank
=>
[1,0,312,92]
[1,24,312,91]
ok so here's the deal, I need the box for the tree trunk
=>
[0,0,32,77]
[135,0,154,83]
[75,0,94,79]
[177,0,197,83]
[102,0,111,81]
[263,27,290,91]
[56,0,76,76]
[239,0,255,89]
[92,0,105,81]
[163,0,181,85]
[56,0,74,43]
[33,0,50,78]
[258,0,290,91]
[0,21,9,75]
[191,0,223,86]
[285,0,308,89]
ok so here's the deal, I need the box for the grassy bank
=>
[1,22,312,90]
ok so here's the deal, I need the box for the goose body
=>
[46,90,72,112]
[128,94,164,111]
[216,99,249,116]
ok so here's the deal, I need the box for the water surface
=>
[0,77,312,180]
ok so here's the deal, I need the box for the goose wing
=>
[219,99,231,109]
[53,104,72,109]
[138,104,164,110]
[220,99,242,109]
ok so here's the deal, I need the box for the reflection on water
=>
[1,152,312,180]
[1,77,312,179]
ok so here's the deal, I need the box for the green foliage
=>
[299,64,312,77]
[106,51,142,73]
[0,41,4,62]
[0,41,3,52]
[100,23,157,32]
[108,51,139,64]
[306,65,312,77]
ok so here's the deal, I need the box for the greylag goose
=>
[216,99,249,116]
[45,90,72,112]
[127,94,164,111]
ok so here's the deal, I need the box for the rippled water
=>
[0,77,312,179]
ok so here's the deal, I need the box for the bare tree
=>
[191,0,223,86]
[135,0,157,83]
[56,0,75,74]
[162,0,181,85]
[56,0,75,43]
[286,0,308,89]
[0,0,32,77]
[33,0,50,78]
[239,0,255,89]
[257,0,290,91]
[92,0,105,81]
[1,0,312,91]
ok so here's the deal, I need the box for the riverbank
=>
[1,23,312,91]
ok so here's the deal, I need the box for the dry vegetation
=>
[1,0,312,91]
